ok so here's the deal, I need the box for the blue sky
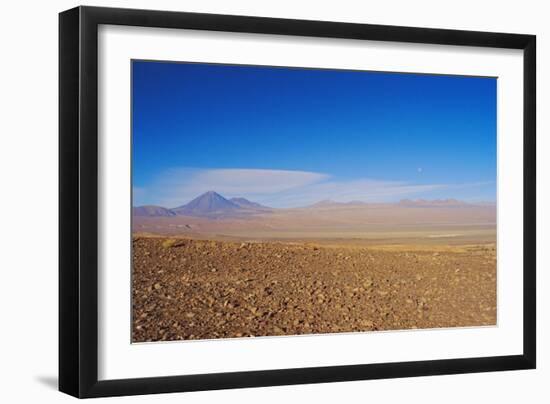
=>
[132,60,496,208]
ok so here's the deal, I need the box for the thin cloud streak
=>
[261,179,449,207]
[133,168,492,208]
[135,168,328,208]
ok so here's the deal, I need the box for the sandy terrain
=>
[132,236,496,342]
[133,203,496,244]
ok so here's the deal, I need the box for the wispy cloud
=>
[133,168,492,208]
[185,168,328,196]
[267,179,448,207]
[135,168,328,208]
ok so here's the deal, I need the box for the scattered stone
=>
[363,279,373,288]
[132,237,496,342]
[360,319,374,328]
[162,239,177,249]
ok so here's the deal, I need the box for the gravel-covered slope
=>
[132,237,496,342]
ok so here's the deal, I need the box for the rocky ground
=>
[132,236,496,342]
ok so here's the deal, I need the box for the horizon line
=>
[132,190,497,210]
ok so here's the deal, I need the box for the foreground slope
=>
[132,237,496,342]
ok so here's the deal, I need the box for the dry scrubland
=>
[132,236,496,342]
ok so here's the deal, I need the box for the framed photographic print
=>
[59,6,536,398]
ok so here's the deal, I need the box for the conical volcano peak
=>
[172,191,240,216]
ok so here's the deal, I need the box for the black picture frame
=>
[59,6,536,398]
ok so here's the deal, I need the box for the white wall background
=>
[0,0,546,402]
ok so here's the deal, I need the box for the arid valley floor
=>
[132,197,496,342]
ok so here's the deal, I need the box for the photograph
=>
[131,60,497,343]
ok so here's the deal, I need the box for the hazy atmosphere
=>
[131,60,497,343]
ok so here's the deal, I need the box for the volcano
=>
[172,191,241,217]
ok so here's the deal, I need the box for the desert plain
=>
[132,193,496,342]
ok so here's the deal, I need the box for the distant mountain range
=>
[133,192,486,218]
[230,197,268,209]
[132,205,176,217]
[397,198,471,207]
[305,198,486,209]
[133,191,271,218]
